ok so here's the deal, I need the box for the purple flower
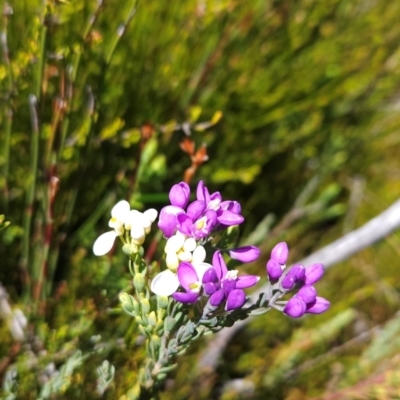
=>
[158,205,185,238]
[271,242,289,265]
[283,297,307,318]
[169,182,190,209]
[158,181,244,239]
[266,259,283,281]
[172,261,212,304]
[202,251,259,310]
[226,289,247,311]
[305,296,330,314]
[229,246,260,263]
[296,285,317,304]
[281,264,305,290]
[304,263,324,285]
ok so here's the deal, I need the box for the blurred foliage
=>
[1,0,400,398]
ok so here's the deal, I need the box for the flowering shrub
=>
[93,181,330,398]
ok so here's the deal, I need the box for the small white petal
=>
[93,231,118,256]
[150,270,180,296]
[183,238,196,252]
[165,251,179,270]
[139,214,152,230]
[144,208,158,223]
[131,226,145,244]
[165,234,185,253]
[177,250,192,262]
[193,262,213,282]
[111,200,130,220]
[192,245,206,265]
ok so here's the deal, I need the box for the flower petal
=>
[193,262,213,282]
[192,245,206,264]
[93,231,118,256]
[196,180,210,203]
[144,208,158,223]
[212,251,228,280]
[150,270,180,296]
[187,200,206,220]
[111,200,130,220]
[236,275,260,289]
[172,291,199,304]
[306,296,330,314]
[177,262,198,291]
[217,210,244,226]
[229,246,260,263]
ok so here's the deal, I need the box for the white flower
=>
[151,232,208,296]
[93,200,158,256]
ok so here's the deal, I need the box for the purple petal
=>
[169,182,190,209]
[266,259,283,281]
[187,200,206,220]
[304,263,325,285]
[209,289,226,306]
[193,210,217,239]
[204,282,218,295]
[296,285,317,304]
[176,213,193,236]
[236,275,260,289]
[208,192,222,210]
[158,206,183,238]
[220,200,241,214]
[283,297,307,318]
[177,262,198,292]
[222,278,236,294]
[217,210,244,226]
[306,296,330,314]
[225,289,246,311]
[281,264,305,290]
[202,268,218,284]
[229,246,261,263]
[270,242,289,265]
[172,291,199,304]
[212,251,228,280]
[196,181,210,203]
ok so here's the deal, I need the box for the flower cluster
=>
[93,181,331,398]
[266,242,330,318]
[93,200,157,256]
[158,181,243,239]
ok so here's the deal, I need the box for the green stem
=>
[105,0,138,64]
[21,95,40,300]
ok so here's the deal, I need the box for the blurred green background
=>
[1,0,400,398]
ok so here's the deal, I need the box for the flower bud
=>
[271,242,289,265]
[306,296,330,314]
[281,264,305,290]
[296,285,317,304]
[169,182,190,208]
[133,273,146,292]
[209,289,225,307]
[266,259,283,281]
[225,289,246,311]
[304,263,324,285]
[148,311,157,327]
[283,297,306,318]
